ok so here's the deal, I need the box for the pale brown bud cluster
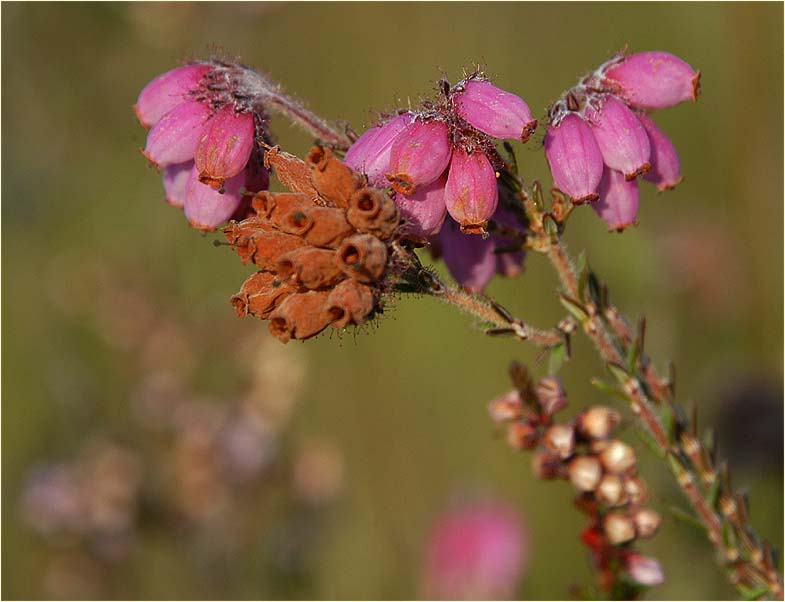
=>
[225,146,400,343]
[489,362,664,592]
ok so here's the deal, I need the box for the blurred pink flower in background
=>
[422,500,529,600]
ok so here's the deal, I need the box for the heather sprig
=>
[134,51,782,601]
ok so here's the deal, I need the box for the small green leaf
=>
[559,294,589,322]
[589,377,627,401]
[739,584,771,601]
[606,362,629,384]
[669,506,706,533]
[548,342,567,374]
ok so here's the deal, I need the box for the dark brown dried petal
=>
[325,279,376,328]
[306,146,364,208]
[268,291,332,343]
[276,247,344,290]
[336,234,388,283]
[223,217,274,246]
[252,191,313,220]
[346,188,400,240]
[231,271,295,319]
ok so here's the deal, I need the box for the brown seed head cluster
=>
[225,146,401,343]
[489,362,664,593]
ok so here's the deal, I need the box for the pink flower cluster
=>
[345,74,535,291]
[345,74,536,236]
[135,63,269,231]
[544,51,700,230]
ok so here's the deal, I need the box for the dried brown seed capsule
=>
[600,439,637,474]
[535,376,568,415]
[239,230,308,269]
[589,439,611,454]
[276,247,344,290]
[252,191,313,219]
[263,146,319,200]
[532,451,562,479]
[231,271,295,319]
[568,455,603,492]
[544,424,575,459]
[268,291,332,343]
[487,390,523,424]
[507,421,539,450]
[596,474,626,507]
[603,511,636,545]
[306,146,364,208]
[633,508,662,538]
[346,188,400,240]
[326,279,376,328]
[624,476,649,505]
[577,406,621,440]
[336,234,388,283]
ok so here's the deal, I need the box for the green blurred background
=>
[3,2,783,599]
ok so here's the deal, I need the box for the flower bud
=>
[637,113,682,192]
[604,51,700,110]
[600,439,637,474]
[577,406,621,440]
[487,390,524,424]
[438,220,497,293]
[568,456,603,492]
[195,105,255,189]
[231,271,295,319]
[336,234,388,283]
[603,511,636,545]
[326,280,376,329]
[535,377,568,416]
[584,96,651,179]
[507,421,539,450]
[162,161,193,208]
[544,113,604,203]
[184,164,246,231]
[596,474,626,507]
[592,168,639,232]
[268,291,332,343]
[307,146,365,208]
[276,247,343,290]
[395,176,448,238]
[633,508,661,539]
[531,452,561,479]
[142,100,212,167]
[444,149,499,233]
[544,424,575,459]
[135,64,212,128]
[453,80,537,142]
[344,113,415,187]
[387,120,451,194]
[625,553,665,587]
[346,188,400,240]
[624,476,649,505]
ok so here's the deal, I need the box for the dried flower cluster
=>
[545,51,700,230]
[225,145,401,343]
[488,363,664,595]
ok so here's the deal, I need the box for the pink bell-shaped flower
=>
[604,51,700,110]
[544,113,604,203]
[142,100,212,167]
[637,113,682,191]
[444,149,499,233]
[183,164,247,231]
[395,176,448,237]
[593,167,639,231]
[454,80,537,142]
[584,95,651,180]
[194,104,255,189]
[387,120,452,195]
[344,113,414,187]
[134,63,212,129]
[162,161,193,208]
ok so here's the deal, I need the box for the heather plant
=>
[134,50,782,600]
